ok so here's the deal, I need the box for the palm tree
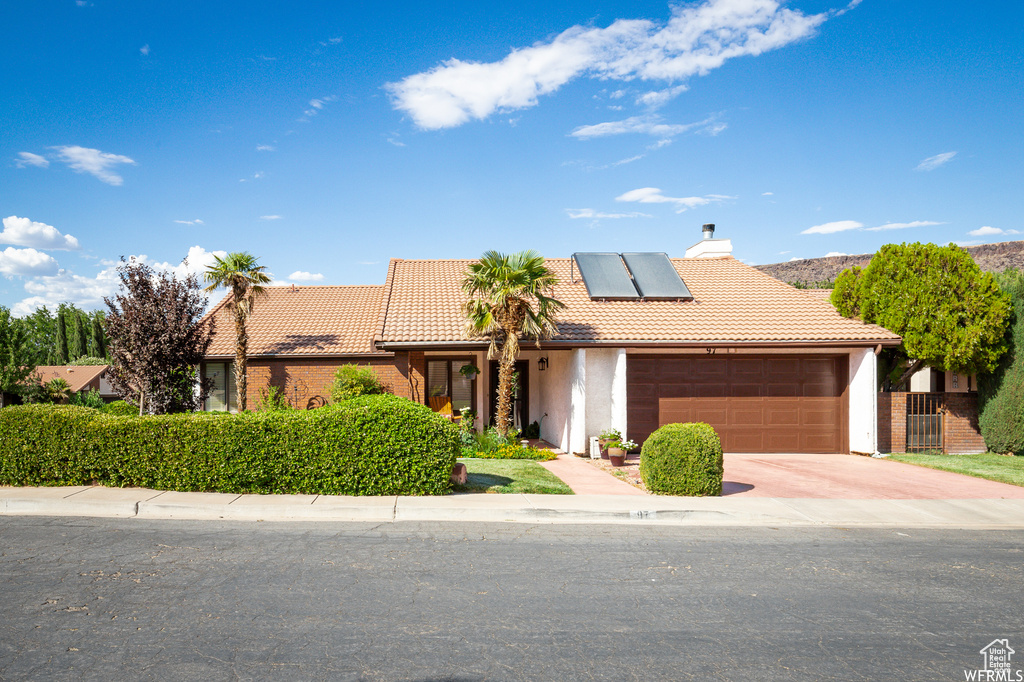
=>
[462,250,565,436]
[203,252,270,411]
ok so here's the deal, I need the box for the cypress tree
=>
[72,312,87,360]
[55,310,69,364]
[91,314,107,359]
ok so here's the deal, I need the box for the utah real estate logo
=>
[965,639,1021,681]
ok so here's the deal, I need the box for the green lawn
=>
[453,458,573,495]
[889,453,1024,487]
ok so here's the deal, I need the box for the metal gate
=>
[906,393,943,452]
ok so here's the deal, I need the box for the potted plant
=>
[458,363,480,379]
[598,428,621,459]
[606,439,637,466]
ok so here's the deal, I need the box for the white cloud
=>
[173,218,204,226]
[636,84,689,108]
[762,191,773,196]
[51,145,136,185]
[915,151,956,171]
[260,215,283,221]
[239,172,264,182]
[789,257,802,262]
[566,208,651,219]
[969,226,1002,237]
[256,144,275,152]
[0,248,59,277]
[0,216,80,250]
[824,251,848,257]
[801,220,863,235]
[387,0,827,129]
[149,245,227,281]
[11,246,227,316]
[140,44,150,56]
[15,152,49,168]
[288,271,325,282]
[968,225,1021,237]
[615,187,732,213]
[301,95,338,119]
[570,114,721,139]
[864,220,943,232]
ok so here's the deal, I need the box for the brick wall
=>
[942,392,986,454]
[876,392,985,454]
[213,353,418,410]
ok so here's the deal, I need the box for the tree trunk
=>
[138,389,145,416]
[892,358,926,392]
[234,291,248,412]
[494,324,521,436]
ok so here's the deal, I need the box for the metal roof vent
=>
[702,223,715,240]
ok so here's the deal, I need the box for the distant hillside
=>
[756,240,1024,286]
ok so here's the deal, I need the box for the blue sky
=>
[2,0,1022,314]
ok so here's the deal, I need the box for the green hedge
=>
[0,395,459,496]
[639,422,723,496]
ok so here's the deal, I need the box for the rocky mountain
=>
[755,240,1024,287]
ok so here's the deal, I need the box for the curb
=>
[4,488,1024,528]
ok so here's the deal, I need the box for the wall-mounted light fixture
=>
[538,357,549,371]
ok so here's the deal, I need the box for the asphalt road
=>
[1,517,1021,681]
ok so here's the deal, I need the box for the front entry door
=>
[489,360,529,431]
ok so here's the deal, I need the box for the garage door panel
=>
[628,355,846,453]
[765,432,802,451]
[767,358,800,375]
[767,382,801,397]
[766,407,801,426]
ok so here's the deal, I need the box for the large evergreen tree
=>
[831,242,1011,390]
[0,307,36,408]
[105,258,213,415]
[71,311,88,360]
[90,312,107,359]
[54,308,69,365]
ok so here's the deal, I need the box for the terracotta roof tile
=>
[378,257,900,345]
[31,365,108,393]
[801,289,835,302]
[206,285,388,356]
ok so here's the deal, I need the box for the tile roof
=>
[32,365,108,393]
[801,289,835,302]
[377,257,900,345]
[205,285,388,356]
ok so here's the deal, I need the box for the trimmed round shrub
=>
[639,422,723,496]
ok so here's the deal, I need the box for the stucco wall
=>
[585,348,615,438]
[537,350,574,452]
[848,348,877,454]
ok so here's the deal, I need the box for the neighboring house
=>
[204,227,903,455]
[31,365,117,402]
[201,284,402,411]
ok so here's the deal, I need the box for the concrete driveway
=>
[723,454,1024,499]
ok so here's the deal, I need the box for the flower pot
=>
[607,447,626,466]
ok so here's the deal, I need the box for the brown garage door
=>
[627,355,847,453]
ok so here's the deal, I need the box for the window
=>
[204,362,236,412]
[426,359,476,413]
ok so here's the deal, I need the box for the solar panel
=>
[621,252,693,300]
[572,253,639,300]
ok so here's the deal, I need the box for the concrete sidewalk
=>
[4,485,1024,528]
